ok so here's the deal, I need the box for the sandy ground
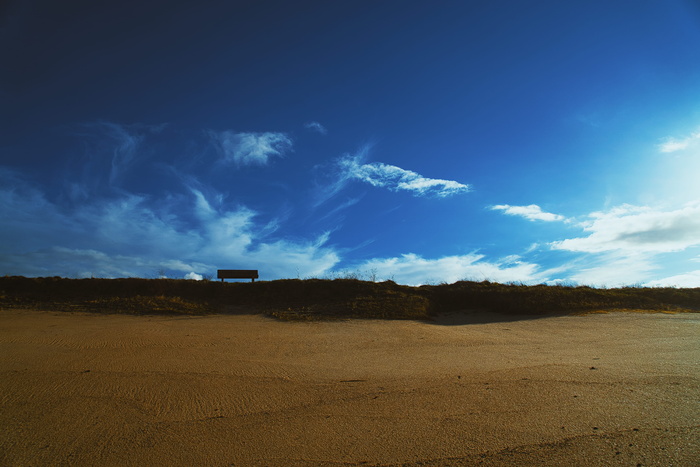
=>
[1,309,698,466]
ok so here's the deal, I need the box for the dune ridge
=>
[2,276,699,319]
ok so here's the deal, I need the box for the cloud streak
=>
[340,155,471,197]
[658,128,700,153]
[304,121,327,134]
[491,204,565,222]
[74,121,167,190]
[209,131,292,166]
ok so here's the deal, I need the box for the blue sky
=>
[2,0,700,286]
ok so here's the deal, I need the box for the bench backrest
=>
[217,269,259,282]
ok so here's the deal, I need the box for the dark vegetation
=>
[1,276,699,321]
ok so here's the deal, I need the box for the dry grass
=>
[1,276,698,320]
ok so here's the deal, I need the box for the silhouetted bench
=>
[217,269,259,282]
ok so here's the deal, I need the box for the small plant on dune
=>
[366,268,378,282]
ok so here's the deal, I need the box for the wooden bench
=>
[217,269,259,282]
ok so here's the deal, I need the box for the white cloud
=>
[340,155,471,197]
[351,253,543,286]
[646,270,700,287]
[491,204,565,222]
[0,174,339,280]
[189,189,340,278]
[658,139,691,153]
[304,121,327,134]
[551,203,700,253]
[658,128,700,153]
[210,131,292,166]
[563,253,659,288]
[184,272,204,280]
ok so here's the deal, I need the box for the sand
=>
[1,309,698,466]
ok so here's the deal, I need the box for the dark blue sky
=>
[3,0,700,285]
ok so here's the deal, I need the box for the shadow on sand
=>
[425,310,570,326]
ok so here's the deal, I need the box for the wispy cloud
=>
[563,252,659,288]
[646,269,700,287]
[0,161,547,285]
[209,131,292,166]
[0,169,339,279]
[101,123,142,185]
[351,253,544,286]
[311,146,471,211]
[304,121,327,135]
[75,121,166,189]
[340,155,471,197]
[658,128,700,153]
[491,204,565,222]
[0,246,213,280]
[314,196,363,223]
[550,203,700,253]
[310,146,371,208]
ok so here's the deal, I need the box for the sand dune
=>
[1,309,698,465]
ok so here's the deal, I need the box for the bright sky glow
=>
[2,1,700,286]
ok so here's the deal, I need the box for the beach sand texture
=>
[1,309,698,466]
